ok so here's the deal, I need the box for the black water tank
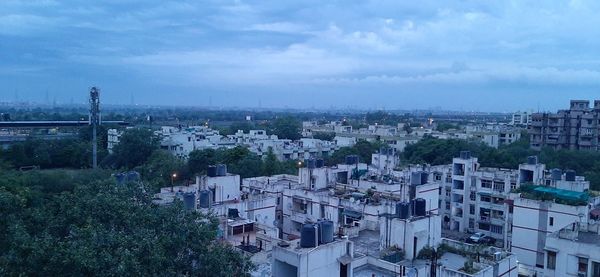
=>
[413,198,426,216]
[527,156,538,165]
[207,165,217,177]
[183,192,196,210]
[300,224,318,248]
[551,168,562,181]
[216,164,227,176]
[305,159,316,169]
[396,202,410,219]
[199,190,210,208]
[420,172,429,184]
[316,159,325,168]
[565,170,576,181]
[318,220,334,244]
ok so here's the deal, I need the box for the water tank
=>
[413,198,426,216]
[216,164,227,176]
[183,192,196,211]
[207,165,217,177]
[300,223,318,248]
[126,171,140,182]
[199,190,211,208]
[420,172,429,184]
[315,159,325,168]
[565,170,576,181]
[460,151,471,159]
[527,156,538,165]
[318,220,334,244]
[396,202,410,219]
[305,159,316,169]
[114,173,125,184]
[551,168,562,181]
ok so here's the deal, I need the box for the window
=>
[481,195,491,202]
[478,223,490,231]
[493,181,505,192]
[469,205,475,215]
[470,191,476,201]
[547,251,556,270]
[481,179,492,189]
[593,261,600,277]
[491,225,503,234]
[579,257,589,275]
[549,217,554,226]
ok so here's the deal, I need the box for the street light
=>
[171,173,177,192]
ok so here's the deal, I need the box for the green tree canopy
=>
[0,169,253,276]
[111,128,159,169]
[270,117,301,140]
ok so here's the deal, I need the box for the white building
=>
[510,111,532,127]
[544,222,600,277]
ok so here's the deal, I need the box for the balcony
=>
[289,210,308,223]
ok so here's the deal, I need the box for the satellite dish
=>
[273,220,279,226]
[406,268,417,277]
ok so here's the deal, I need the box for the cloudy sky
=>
[2,0,600,111]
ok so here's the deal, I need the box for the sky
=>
[2,0,600,112]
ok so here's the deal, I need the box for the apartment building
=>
[530,100,600,151]
[509,173,599,277]
[544,222,600,277]
[511,111,532,127]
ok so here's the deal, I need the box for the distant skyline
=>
[2,1,600,112]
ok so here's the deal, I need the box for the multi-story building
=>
[436,153,549,249]
[530,100,600,151]
[509,170,599,277]
[511,111,532,127]
[544,222,600,277]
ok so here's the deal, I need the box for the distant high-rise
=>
[529,100,600,151]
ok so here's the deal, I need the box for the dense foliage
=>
[187,146,297,178]
[0,138,98,169]
[269,116,301,140]
[312,131,336,141]
[110,128,160,169]
[0,169,252,276]
[327,140,384,165]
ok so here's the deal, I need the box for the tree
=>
[0,169,254,276]
[262,147,280,176]
[270,117,301,140]
[188,149,218,175]
[111,128,159,169]
[328,140,381,165]
[139,150,186,192]
[229,154,263,178]
[313,132,336,141]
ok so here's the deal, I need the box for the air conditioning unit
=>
[354,221,361,227]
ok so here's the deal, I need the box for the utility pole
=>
[89,87,100,169]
